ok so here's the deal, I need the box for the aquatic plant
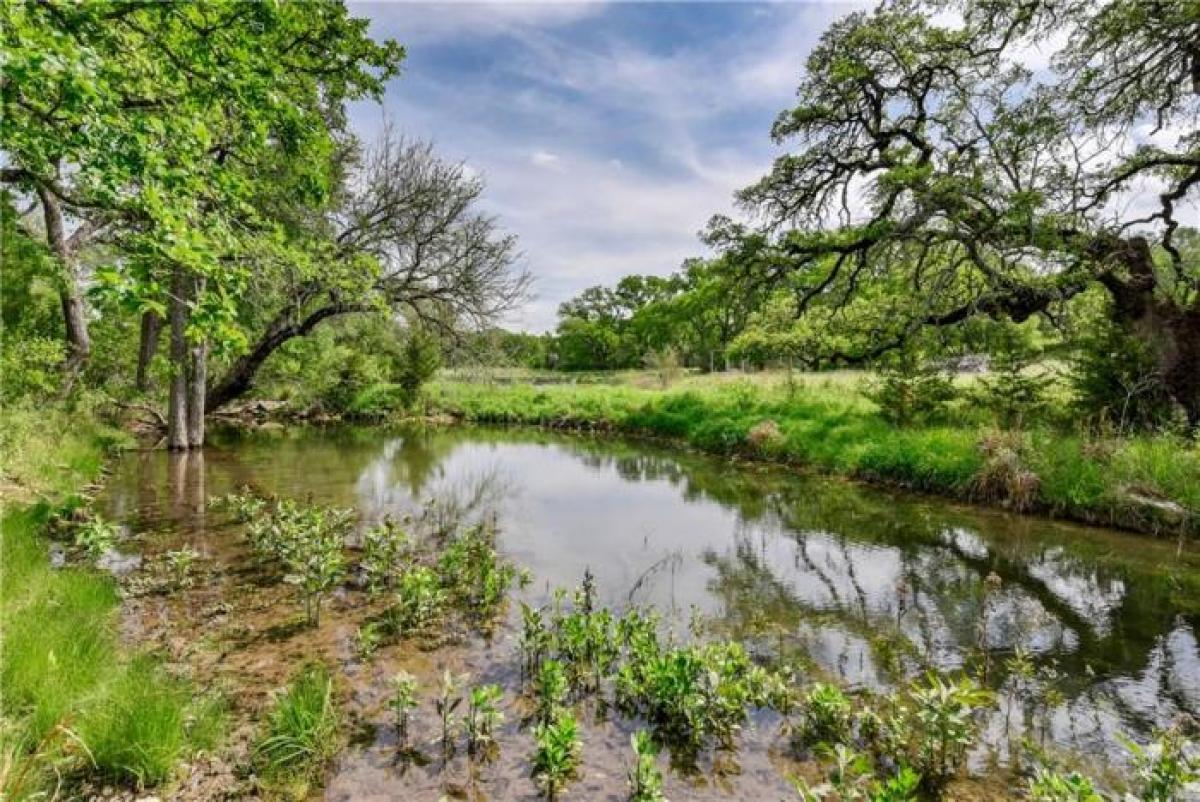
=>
[436,670,464,758]
[355,621,384,659]
[615,640,775,755]
[164,546,200,589]
[361,517,411,594]
[436,523,518,627]
[1027,768,1103,802]
[903,673,993,791]
[532,710,581,801]
[209,488,267,522]
[798,683,853,748]
[389,671,418,747]
[520,602,552,679]
[1125,727,1200,801]
[535,659,570,725]
[72,515,119,558]
[283,515,348,627]
[465,683,504,757]
[388,565,446,634]
[255,664,339,789]
[627,731,665,802]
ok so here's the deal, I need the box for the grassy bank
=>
[0,404,221,797]
[421,375,1200,536]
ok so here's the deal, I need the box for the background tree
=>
[205,133,528,411]
[722,0,1200,426]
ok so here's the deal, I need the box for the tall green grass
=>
[254,664,340,797]
[1,407,223,796]
[423,378,1199,536]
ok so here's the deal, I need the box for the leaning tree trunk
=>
[135,310,163,393]
[167,266,190,450]
[186,276,208,448]
[36,185,91,394]
[206,299,363,412]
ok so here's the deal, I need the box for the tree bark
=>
[206,299,366,412]
[135,310,163,392]
[1097,235,1200,429]
[36,185,91,394]
[186,276,208,448]
[167,266,190,451]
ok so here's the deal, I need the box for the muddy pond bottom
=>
[98,424,1200,799]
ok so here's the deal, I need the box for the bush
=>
[0,337,65,403]
[1070,320,1177,433]
[396,327,441,406]
[977,330,1053,428]
[866,348,955,426]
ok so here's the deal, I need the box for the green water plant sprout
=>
[72,515,119,558]
[436,670,464,758]
[389,671,418,748]
[532,710,582,801]
[628,731,665,802]
[466,683,504,757]
[535,659,570,724]
[361,517,410,594]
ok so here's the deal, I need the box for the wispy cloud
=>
[350,2,862,331]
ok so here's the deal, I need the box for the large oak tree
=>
[723,0,1200,424]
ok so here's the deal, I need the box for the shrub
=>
[977,331,1053,428]
[865,348,956,426]
[1070,320,1177,433]
[397,327,441,407]
[1027,768,1104,802]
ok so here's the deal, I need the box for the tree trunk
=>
[1099,235,1200,429]
[186,276,208,448]
[36,185,91,393]
[206,299,364,412]
[136,310,163,392]
[167,266,190,451]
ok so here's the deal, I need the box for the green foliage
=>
[1027,769,1103,802]
[899,673,993,791]
[72,515,120,558]
[797,683,853,748]
[389,671,418,747]
[532,710,582,801]
[0,337,65,403]
[320,349,384,414]
[397,327,442,406]
[436,669,465,757]
[247,501,351,627]
[361,518,411,594]
[1070,319,1178,433]
[465,683,504,757]
[628,731,666,802]
[865,348,956,427]
[255,664,340,789]
[1124,728,1200,802]
[535,660,570,725]
[977,329,1054,428]
[388,565,447,635]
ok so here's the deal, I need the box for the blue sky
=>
[349,2,867,332]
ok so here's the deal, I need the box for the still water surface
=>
[99,425,1200,797]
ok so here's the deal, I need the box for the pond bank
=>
[0,407,223,800]
[417,380,1200,538]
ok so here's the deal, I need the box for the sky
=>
[348,1,867,332]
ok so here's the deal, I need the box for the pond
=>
[99,424,1200,799]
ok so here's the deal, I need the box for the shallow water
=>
[98,424,1200,799]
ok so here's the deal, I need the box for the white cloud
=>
[530,149,562,169]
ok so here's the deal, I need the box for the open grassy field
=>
[423,369,1200,536]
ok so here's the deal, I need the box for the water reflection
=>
[100,423,1200,763]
